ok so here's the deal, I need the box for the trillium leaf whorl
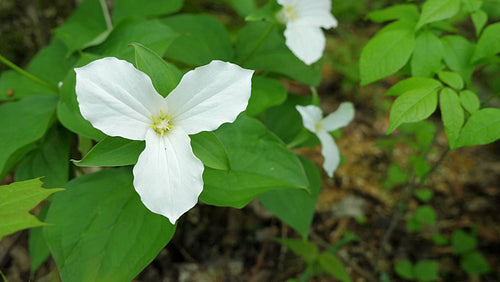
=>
[75,57,254,224]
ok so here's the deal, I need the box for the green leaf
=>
[88,18,178,62]
[472,22,500,63]
[395,260,415,280]
[438,71,464,90]
[259,156,320,239]
[387,87,439,134]
[416,0,461,30]
[415,205,437,225]
[191,132,231,171]
[452,229,477,254]
[462,0,483,13]
[235,22,322,86]
[53,0,108,54]
[360,20,416,85]
[15,125,72,188]
[112,0,183,24]
[406,217,423,232]
[245,0,280,22]
[455,108,500,147]
[275,238,319,265]
[44,167,175,282]
[461,251,491,274]
[200,115,309,207]
[459,90,480,114]
[29,205,50,274]
[132,42,182,96]
[74,137,144,167]
[318,253,351,282]
[0,96,58,179]
[386,77,442,97]
[471,10,488,36]
[161,14,233,66]
[441,36,475,86]
[366,4,419,23]
[247,76,287,116]
[440,88,464,149]
[383,163,408,189]
[410,155,431,178]
[220,0,256,17]
[0,178,63,239]
[414,188,434,202]
[414,260,439,282]
[57,53,106,140]
[432,233,449,245]
[411,30,444,77]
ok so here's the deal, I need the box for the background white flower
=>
[277,0,338,65]
[296,102,354,177]
[75,57,254,224]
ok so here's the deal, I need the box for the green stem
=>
[99,0,113,30]
[239,23,274,65]
[310,86,320,107]
[0,54,58,92]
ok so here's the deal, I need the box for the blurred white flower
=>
[278,0,338,65]
[75,57,253,224]
[296,102,354,177]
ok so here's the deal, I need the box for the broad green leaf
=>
[411,30,444,77]
[219,0,256,17]
[74,137,144,167]
[462,0,483,13]
[461,251,491,274]
[247,76,287,116]
[15,125,72,188]
[452,229,477,254]
[438,71,464,89]
[318,253,351,282]
[387,87,439,134]
[28,205,50,274]
[440,88,464,148]
[471,10,488,36]
[235,22,322,86]
[245,0,281,23]
[0,178,63,240]
[191,132,230,171]
[459,90,480,114]
[200,115,309,207]
[360,20,416,85]
[0,39,77,100]
[259,156,321,239]
[132,42,182,96]
[88,18,178,62]
[44,167,175,282]
[414,260,439,282]
[414,188,434,202]
[53,0,108,54]
[472,22,500,63]
[112,0,183,24]
[416,0,461,30]
[455,108,500,147]
[366,4,419,23]
[0,96,58,179]
[57,53,106,140]
[395,260,414,280]
[274,238,319,265]
[385,77,442,96]
[383,163,408,189]
[441,36,475,85]
[414,205,437,225]
[161,14,233,66]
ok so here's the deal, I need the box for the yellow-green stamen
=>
[150,110,174,135]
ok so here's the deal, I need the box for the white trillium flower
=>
[296,102,354,177]
[277,0,338,65]
[75,57,254,224]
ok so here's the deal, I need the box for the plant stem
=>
[239,23,274,65]
[0,54,58,92]
[99,0,113,30]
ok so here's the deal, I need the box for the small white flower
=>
[296,102,354,177]
[75,57,254,224]
[277,0,338,65]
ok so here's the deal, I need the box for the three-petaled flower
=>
[75,57,254,224]
[296,102,354,177]
[277,0,338,65]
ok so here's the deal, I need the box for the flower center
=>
[284,5,298,21]
[150,110,174,136]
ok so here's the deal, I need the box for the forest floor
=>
[1,1,499,281]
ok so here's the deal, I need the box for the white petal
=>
[296,105,322,133]
[165,60,254,135]
[133,128,204,224]
[317,131,340,178]
[75,57,167,140]
[294,0,338,28]
[284,24,326,65]
[320,102,355,132]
